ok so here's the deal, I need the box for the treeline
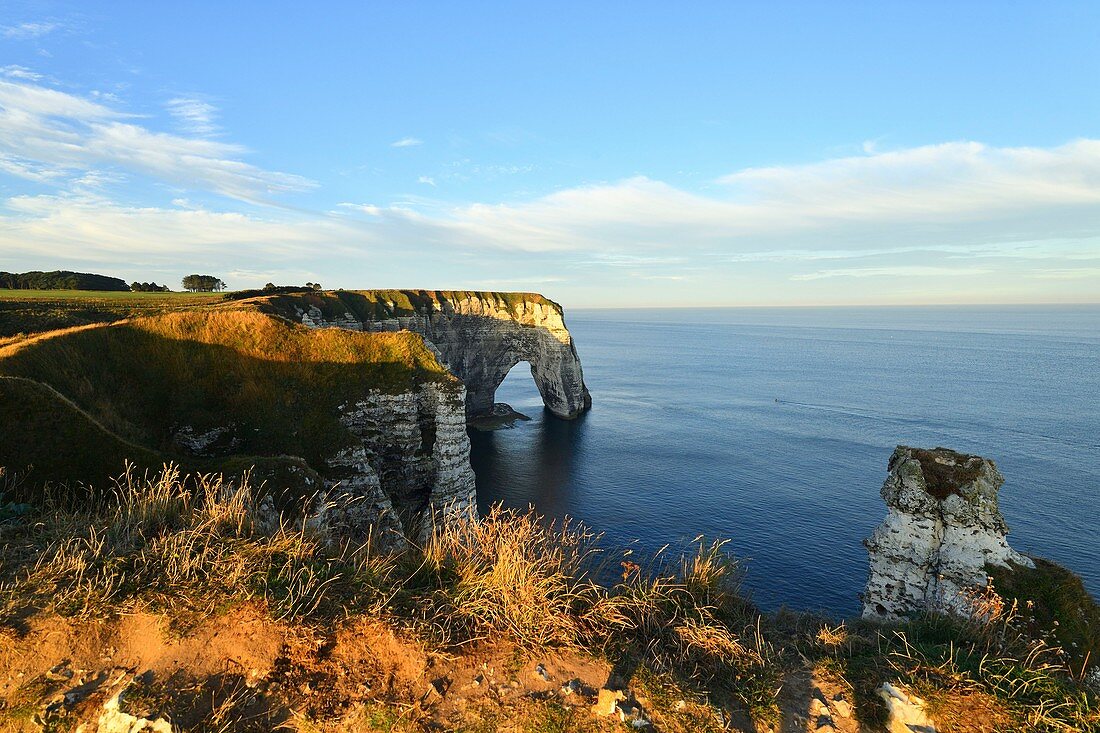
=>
[224,282,322,301]
[131,282,171,292]
[0,271,131,292]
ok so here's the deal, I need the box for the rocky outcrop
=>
[278,290,591,420]
[326,382,477,543]
[862,446,1033,620]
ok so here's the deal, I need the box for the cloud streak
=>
[165,97,219,136]
[387,140,1100,255]
[2,83,1099,302]
[0,80,313,203]
[1,22,59,40]
[391,137,422,148]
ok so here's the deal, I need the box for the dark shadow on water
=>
[469,406,588,517]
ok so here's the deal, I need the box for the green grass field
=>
[0,288,223,302]
[0,289,223,339]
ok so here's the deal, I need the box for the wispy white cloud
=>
[1031,267,1100,280]
[1,21,59,40]
[0,193,351,263]
[3,100,1100,302]
[0,80,313,203]
[391,137,422,148]
[337,202,383,216]
[343,140,1100,257]
[165,96,218,136]
[0,65,42,81]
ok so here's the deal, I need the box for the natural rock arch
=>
[278,290,592,419]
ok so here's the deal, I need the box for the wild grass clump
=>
[413,507,604,647]
[0,465,391,624]
[405,511,780,723]
[883,581,1100,731]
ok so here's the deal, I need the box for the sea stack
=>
[862,445,1033,620]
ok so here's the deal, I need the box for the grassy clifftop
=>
[0,309,455,493]
[0,288,564,341]
[248,289,562,323]
[0,288,222,340]
[1,468,1096,732]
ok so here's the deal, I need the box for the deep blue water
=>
[469,305,1100,617]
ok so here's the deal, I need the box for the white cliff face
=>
[862,446,1033,620]
[332,382,476,542]
[290,291,591,420]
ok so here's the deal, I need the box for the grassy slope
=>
[0,289,219,301]
[0,309,455,494]
[0,376,322,503]
[0,288,560,341]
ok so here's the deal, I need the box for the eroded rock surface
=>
[329,382,476,542]
[862,446,1033,620]
[286,290,591,419]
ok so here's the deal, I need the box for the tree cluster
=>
[264,282,321,291]
[130,281,171,292]
[0,271,130,292]
[181,274,227,292]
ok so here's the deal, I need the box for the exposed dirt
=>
[1,606,746,732]
[1,607,1030,732]
[777,666,861,733]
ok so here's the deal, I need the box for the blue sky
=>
[2,1,1099,306]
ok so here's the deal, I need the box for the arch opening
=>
[467,360,539,431]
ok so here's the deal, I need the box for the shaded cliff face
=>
[0,309,476,543]
[256,290,592,420]
[862,446,1033,620]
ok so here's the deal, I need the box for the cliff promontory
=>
[252,290,592,420]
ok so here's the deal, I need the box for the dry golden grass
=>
[0,466,391,624]
[137,309,447,369]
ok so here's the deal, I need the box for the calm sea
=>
[469,305,1100,617]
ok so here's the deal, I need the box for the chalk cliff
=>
[260,290,592,420]
[862,446,1033,620]
[325,383,476,542]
